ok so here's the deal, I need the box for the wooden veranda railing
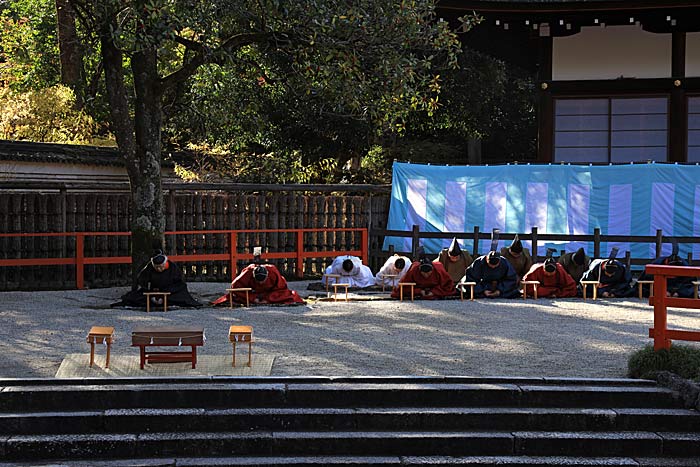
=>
[646,264,700,351]
[0,228,369,290]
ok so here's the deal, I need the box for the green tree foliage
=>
[61,0,466,277]
[0,0,60,90]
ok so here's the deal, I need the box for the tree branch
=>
[160,31,272,90]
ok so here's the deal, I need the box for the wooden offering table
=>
[228,325,254,367]
[131,326,205,369]
[521,280,539,300]
[143,291,171,312]
[86,326,114,368]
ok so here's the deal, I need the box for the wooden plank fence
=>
[0,189,390,290]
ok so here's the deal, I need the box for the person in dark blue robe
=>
[637,244,695,298]
[580,255,635,298]
[461,250,520,299]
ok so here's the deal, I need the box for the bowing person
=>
[522,250,577,298]
[391,258,456,300]
[461,229,520,299]
[112,250,201,308]
[500,234,532,280]
[212,263,304,305]
[433,237,474,284]
[580,247,635,298]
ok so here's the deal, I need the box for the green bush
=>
[628,344,700,380]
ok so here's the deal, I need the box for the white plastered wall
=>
[686,32,700,77]
[552,25,671,81]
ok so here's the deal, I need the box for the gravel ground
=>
[1,281,698,379]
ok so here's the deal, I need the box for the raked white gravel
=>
[1,281,698,378]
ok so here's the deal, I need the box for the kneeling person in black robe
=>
[112,251,201,308]
[580,248,634,298]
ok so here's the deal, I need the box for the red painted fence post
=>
[296,230,304,279]
[75,233,84,289]
[229,232,237,281]
[652,272,670,350]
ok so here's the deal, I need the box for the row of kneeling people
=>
[111,241,697,309]
[326,235,696,299]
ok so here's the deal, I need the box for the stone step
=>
[0,376,659,387]
[3,455,700,467]
[0,383,679,411]
[1,407,699,435]
[3,431,700,461]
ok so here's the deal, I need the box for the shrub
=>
[0,84,100,144]
[628,344,700,380]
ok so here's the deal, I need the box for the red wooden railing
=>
[646,264,700,350]
[0,228,369,289]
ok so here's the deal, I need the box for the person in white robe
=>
[324,255,375,288]
[375,254,412,287]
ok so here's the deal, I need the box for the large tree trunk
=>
[94,1,167,288]
[130,47,166,279]
[55,0,84,108]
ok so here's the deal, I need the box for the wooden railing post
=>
[472,225,480,257]
[296,230,304,279]
[594,228,601,258]
[531,227,538,261]
[652,272,670,350]
[655,229,663,259]
[361,228,368,267]
[229,232,237,281]
[75,233,84,289]
[411,224,420,259]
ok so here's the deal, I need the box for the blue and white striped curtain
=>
[384,162,700,260]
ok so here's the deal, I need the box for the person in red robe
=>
[522,257,577,298]
[390,259,456,300]
[212,264,304,305]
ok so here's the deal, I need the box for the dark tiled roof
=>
[0,140,181,167]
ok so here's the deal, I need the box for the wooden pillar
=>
[670,32,687,163]
[537,36,553,163]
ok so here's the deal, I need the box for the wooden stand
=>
[398,282,416,301]
[227,287,252,307]
[332,283,350,301]
[86,326,114,368]
[131,327,205,369]
[581,281,599,300]
[378,273,398,292]
[143,292,171,312]
[637,280,654,300]
[228,325,253,367]
[521,280,539,299]
[458,281,476,301]
[323,273,341,293]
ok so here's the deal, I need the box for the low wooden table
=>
[521,280,539,299]
[226,287,252,307]
[581,281,599,300]
[228,325,254,367]
[86,326,114,368]
[332,283,350,301]
[637,280,654,300]
[131,326,205,369]
[398,282,416,301]
[323,273,341,293]
[378,273,398,292]
[457,281,476,301]
[143,291,171,312]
